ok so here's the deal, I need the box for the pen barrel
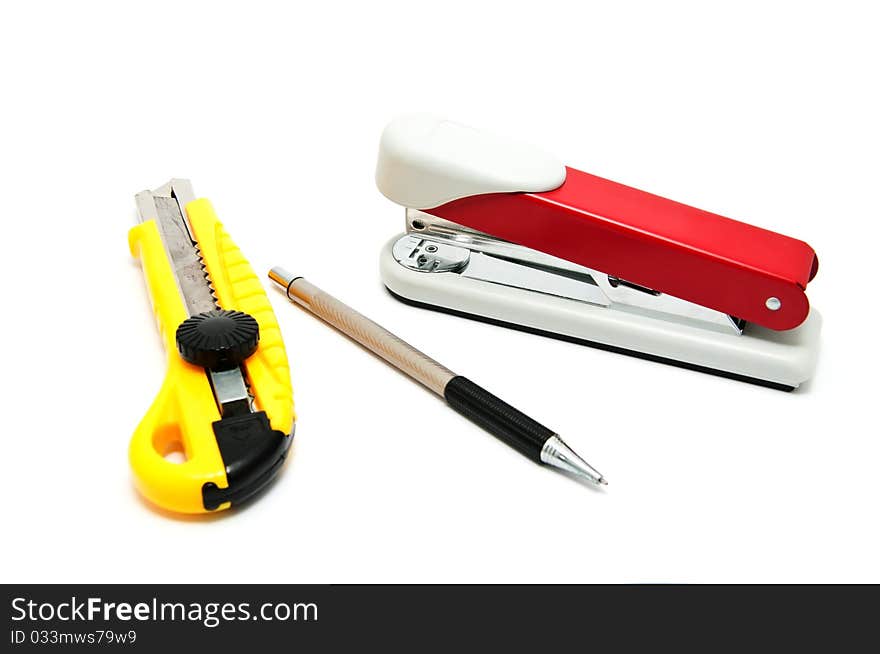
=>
[443,376,553,462]
[285,277,456,396]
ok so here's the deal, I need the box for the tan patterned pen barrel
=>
[268,268,455,396]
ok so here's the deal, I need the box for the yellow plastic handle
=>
[128,199,294,514]
[187,199,294,436]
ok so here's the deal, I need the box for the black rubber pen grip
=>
[443,376,554,462]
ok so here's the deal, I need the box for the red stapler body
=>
[376,115,821,390]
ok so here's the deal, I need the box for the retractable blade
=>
[135,179,217,316]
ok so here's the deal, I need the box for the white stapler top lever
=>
[376,114,565,209]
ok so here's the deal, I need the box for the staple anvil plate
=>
[376,115,821,390]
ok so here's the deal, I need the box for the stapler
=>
[376,115,821,390]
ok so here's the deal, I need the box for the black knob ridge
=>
[176,309,260,371]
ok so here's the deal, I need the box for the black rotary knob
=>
[176,309,260,371]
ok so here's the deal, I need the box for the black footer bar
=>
[4,584,877,649]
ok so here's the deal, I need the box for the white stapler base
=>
[380,236,821,390]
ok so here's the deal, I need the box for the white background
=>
[2,1,877,583]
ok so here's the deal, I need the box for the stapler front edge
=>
[376,115,821,390]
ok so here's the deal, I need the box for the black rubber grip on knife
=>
[443,376,554,462]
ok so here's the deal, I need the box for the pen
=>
[268,268,607,486]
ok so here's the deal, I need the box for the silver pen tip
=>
[539,434,607,487]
